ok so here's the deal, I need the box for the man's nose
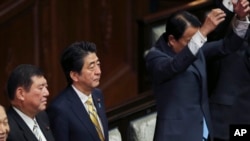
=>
[43,88,50,96]
[95,66,101,74]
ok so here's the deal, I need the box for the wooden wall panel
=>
[0,0,150,110]
[37,0,62,104]
[95,0,138,109]
[48,0,142,109]
[0,0,38,107]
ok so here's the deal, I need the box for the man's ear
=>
[16,87,25,101]
[168,35,176,47]
[70,71,79,82]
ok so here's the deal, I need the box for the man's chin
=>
[40,104,47,111]
[94,82,100,87]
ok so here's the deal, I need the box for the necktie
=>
[33,120,42,141]
[203,117,209,141]
[86,97,105,141]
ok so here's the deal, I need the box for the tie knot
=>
[86,97,94,106]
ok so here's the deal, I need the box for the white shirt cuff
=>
[223,0,233,12]
[233,16,250,38]
[188,30,207,55]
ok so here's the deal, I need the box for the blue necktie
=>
[203,117,208,141]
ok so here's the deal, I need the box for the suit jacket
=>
[47,86,109,141]
[208,1,250,140]
[7,107,55,141]
[145,30,244,141]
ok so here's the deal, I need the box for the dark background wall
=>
[0,0,150,109]
[0,0,209,111]
[0,1,214,140]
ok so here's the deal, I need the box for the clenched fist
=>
[200,8,226,37]
[233,0,250,20]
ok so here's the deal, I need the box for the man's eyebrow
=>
[89,60,99,65]
[88,61,95,65]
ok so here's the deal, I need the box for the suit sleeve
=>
[145,47,197,84]
[203,29,245,62]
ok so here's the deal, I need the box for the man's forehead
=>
[83,53,99,63]
[30,76,47,84]
[0,106,7,118]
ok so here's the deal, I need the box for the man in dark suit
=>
[207,0,250,141]
[6,64,55,141]
[145,1,250,141]
[47,41,109,141]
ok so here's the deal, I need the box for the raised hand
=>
[200,8,226,37]
[233,0,250,20]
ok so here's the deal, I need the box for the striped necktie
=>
[33,120,42,141]
[86,97,105,141]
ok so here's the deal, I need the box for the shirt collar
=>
[71,85,92,103]
[13,107,36,130]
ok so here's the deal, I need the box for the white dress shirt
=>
[13,107,47,141]
[71,85,104,135]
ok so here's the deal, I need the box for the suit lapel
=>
[92,93,104,125]
[67,87,101,141]
[8,107,39,141]
[192,51,209,106]
[36,114,54,141]
[192,51,213,134]
[92,91,108,139]
[192,51,206,91]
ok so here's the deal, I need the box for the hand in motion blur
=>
[200,8,226,37]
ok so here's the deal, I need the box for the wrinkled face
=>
[72,53,101,93]
[169,26,198,53]
[21,76,49,115]
[0,106,9,141]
